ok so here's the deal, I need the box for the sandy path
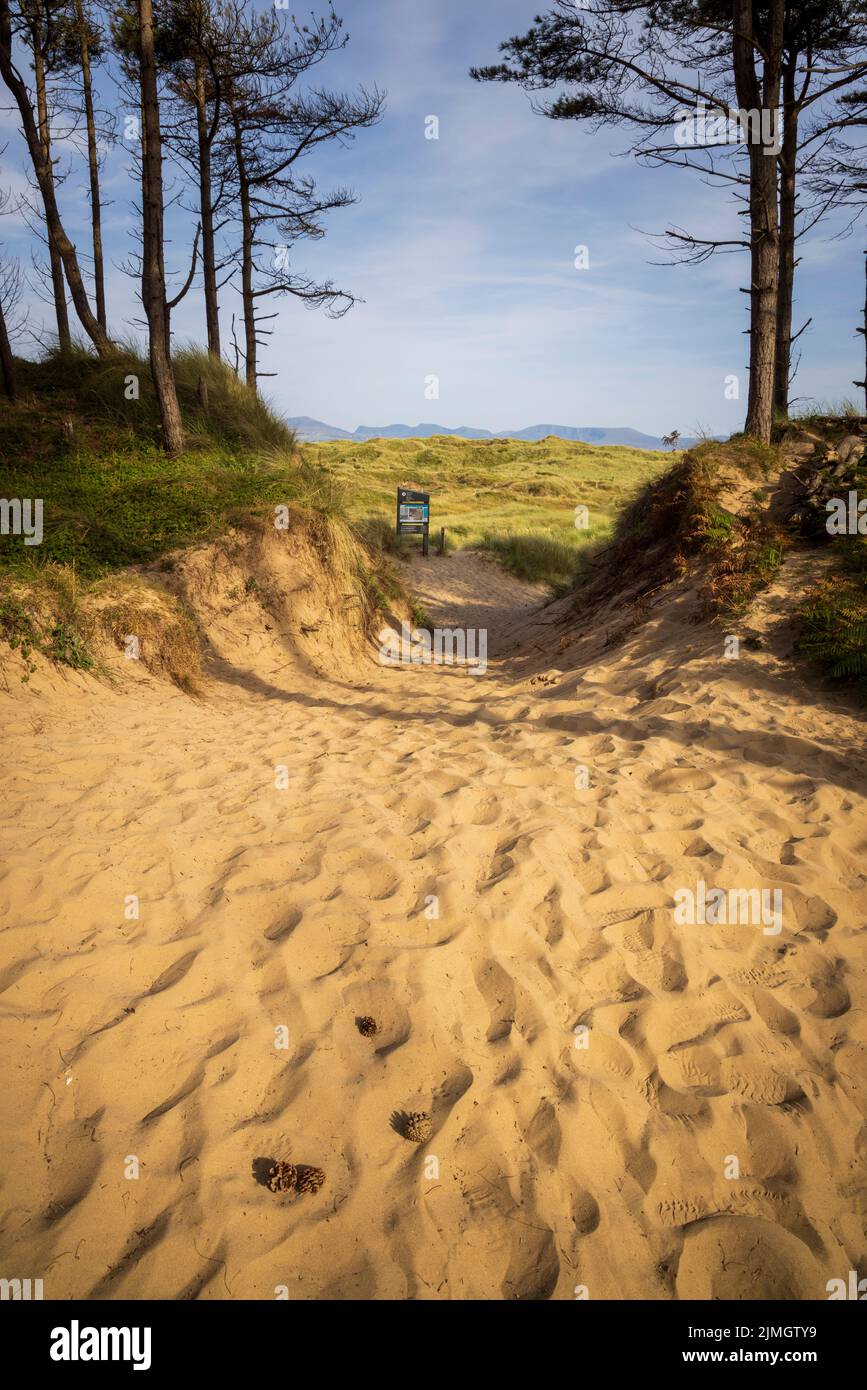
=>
[1,550,866,1301]
[403,550,547,654]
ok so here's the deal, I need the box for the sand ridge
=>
[1,546,866,1300]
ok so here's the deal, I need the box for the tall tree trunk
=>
[774,57,798,420]
[74,0,106,331]
[195,57,220,358]
[32,0,71,351]
[0,0,112,356]
[139,0,184,454]
[733,0,782,444]
[857,248,867,415]
[0,292,16,401]
[232,114,257,389]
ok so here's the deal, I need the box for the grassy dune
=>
[0,348,305,582]
[0,351,400,679]
[302,435,673,588]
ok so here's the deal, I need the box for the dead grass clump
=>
[90,577,202,691]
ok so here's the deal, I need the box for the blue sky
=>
[1,0,864,435]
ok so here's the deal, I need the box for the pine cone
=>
[296,1166,326,1195]
[357,1016,378,1037]
[267,1160,297,1194]
[404,1111,432,1144]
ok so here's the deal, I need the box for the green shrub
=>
[797,579,867,693]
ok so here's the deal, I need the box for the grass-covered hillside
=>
[302,435,672,589]
[0,347,315,580]
[0,349,396,682]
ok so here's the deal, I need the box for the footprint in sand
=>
[749,988,800,1036]
[263,906,303,942]
[500,1226,560,1301]
[571,1187,601,1235]
[41,1108,106,1226]
[474,959,517,1043]
[646,766,717,794]
[719,1057,804,1105]
[675,1217,825,1300]
[776,945,851,1018]
[572,1028,636,1083]
[833,1041,867,1117]
[525,1099,561,1166]
[659,1043,721,1092]
[475,958,544,1044]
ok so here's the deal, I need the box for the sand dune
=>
[1,539,866,1301]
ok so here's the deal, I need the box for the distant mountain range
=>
[287,417,710,451]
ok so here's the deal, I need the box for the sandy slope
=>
[1,543,866,1301]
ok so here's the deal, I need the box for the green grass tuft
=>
[477,530,586,588]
